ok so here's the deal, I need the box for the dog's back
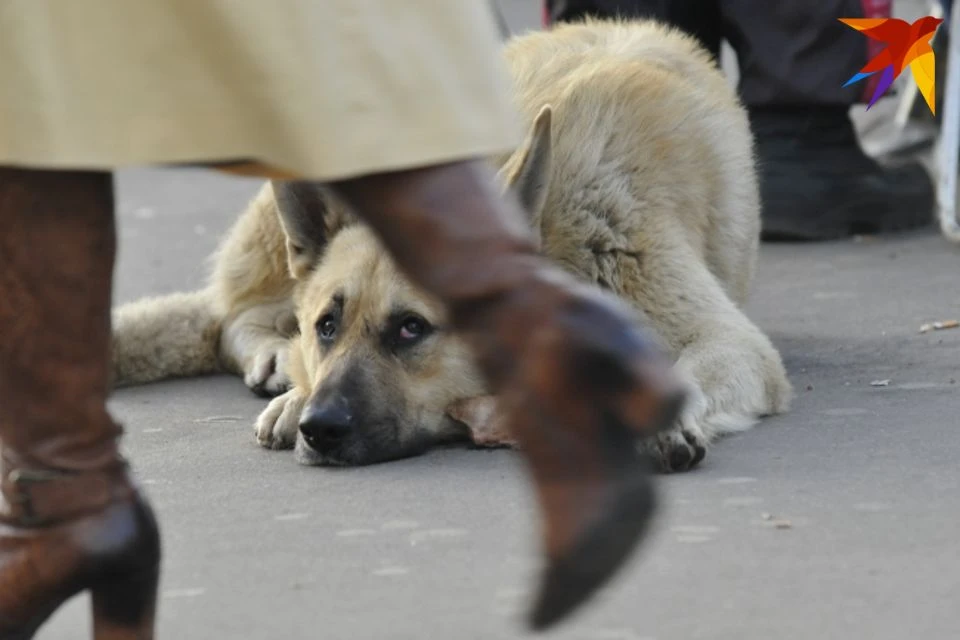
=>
[502,19,760,305]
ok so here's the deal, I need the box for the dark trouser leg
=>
[723,0,880,107]
[720,0,935,240]
[0,168,160,639]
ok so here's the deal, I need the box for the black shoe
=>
[750,106,935,241]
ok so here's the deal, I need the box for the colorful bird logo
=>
[840,16,944,114]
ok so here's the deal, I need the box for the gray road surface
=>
[38,1,959,639]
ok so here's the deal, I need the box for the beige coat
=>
[0,0,521,180]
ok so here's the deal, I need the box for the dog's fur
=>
[111,19,792,470]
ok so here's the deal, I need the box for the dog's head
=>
[275,106,554,466]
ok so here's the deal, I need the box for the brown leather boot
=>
[329,160,686,630]
[0,168,161,639]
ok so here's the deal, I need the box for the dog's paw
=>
[640,426,707,473]
[254,389,306,450]
[446,395,518,449]
[639,377,709,473]
[244,341,291,398]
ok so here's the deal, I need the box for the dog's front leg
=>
[219,300,297,397]
[446,395,519,449]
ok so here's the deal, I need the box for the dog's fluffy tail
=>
[111,289,222,388]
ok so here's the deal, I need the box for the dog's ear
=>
[271,180,343,280]
[501,104,553,231]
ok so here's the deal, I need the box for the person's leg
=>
[327,160,685,629]
[543,0,722,59]
[721,0,935,240]
[0,167,160,639]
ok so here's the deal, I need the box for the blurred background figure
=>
[542,0,940,241]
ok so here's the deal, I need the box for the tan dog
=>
[111,18,792,471]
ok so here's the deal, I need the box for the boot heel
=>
[91,566,160,640]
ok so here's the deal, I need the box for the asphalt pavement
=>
[38,2,959,639]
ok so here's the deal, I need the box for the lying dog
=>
[111,18,792,471]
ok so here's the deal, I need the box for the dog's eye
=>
[398,316,429,343]
[317,314,338,342]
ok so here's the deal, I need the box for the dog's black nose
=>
[299,397,353,453]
